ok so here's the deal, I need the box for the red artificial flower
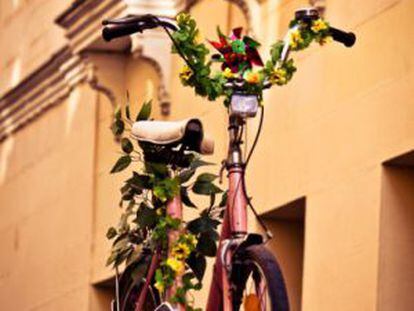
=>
[209,27,263,73]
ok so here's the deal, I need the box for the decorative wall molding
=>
[86,62,117,109]
[0,47,83,142]
[0,0,267,141]
[58,0,183,116]
[0,0,185,142]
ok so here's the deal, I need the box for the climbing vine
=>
[106,99,225,310]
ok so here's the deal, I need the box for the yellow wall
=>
[0,83,97,310]
[1,0,414,310]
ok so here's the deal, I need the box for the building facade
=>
[0,0,413,310]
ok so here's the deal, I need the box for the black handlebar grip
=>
[102,24,141,42]
[329,27,356,47]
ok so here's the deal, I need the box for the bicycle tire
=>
[231,244,290,311]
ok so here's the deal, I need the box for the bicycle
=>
[102,7,355,311]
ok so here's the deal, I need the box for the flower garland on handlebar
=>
[173,13,332,106]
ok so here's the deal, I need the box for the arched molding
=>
[135,55,171,115]
[56,0,180,117]
[85,62,117,109]
[130,28,174,116]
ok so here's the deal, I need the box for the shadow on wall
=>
[380,151,414,310]
[262,197,305,311]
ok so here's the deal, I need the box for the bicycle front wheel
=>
[231,244,290,311]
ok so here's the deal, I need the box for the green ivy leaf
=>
[209,193,215,208]
[197,232,217,257]
[136,100,152,121]
[120,183,130,195]
[111,155,131,173]
[145,162,168,178]
[196,173,218,183]
[114,105,122,120]
[179,169,195,184]
[153,178,180,202]
[121,137,134,154]
[192,180,222,195]
[165,215,181,229]
[127,172,151,190]
[106,227,117,239]
[126,253,151,284]
[186,252,206,281]
[136,203,157,228]
[111,119,125,136]
[106,250,118,266]
[219,190,228,207]
[187,214,220,235]
[181,187,197,208]
[125,91,131,120]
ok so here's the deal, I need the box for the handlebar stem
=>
[227,116,245,168]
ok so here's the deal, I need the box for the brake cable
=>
[242,106,274,241]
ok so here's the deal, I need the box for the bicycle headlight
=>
[230,94,259,118]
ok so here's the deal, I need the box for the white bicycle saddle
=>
[131,119,214,155]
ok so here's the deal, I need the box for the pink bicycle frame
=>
[206,116,249,311]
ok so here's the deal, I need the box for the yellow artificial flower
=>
[311,18,329,33]
[186,234,198,248]
[154,281,165,293]
[179,65,193,81]
[269,67,287,85]
[176,12,189,23]
[318,35,333,46]
[194,31,203,44]
[289,29,304,49]
[243,70,262,84]
[166,257,184,272]
[172,242,191,260]
[223,67,235,79]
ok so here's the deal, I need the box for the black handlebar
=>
[102,14,177,42]
[329,27,356,47]
[102,23,143,41]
